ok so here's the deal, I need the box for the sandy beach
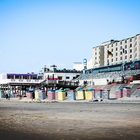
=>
[0,100,140,140]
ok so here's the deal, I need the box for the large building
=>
[88,34,140,69]
[77,34,140,86]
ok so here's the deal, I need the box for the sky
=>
[0,0,140,73]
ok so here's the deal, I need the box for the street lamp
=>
[122,48,126,75]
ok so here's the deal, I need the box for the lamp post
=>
[122,62,125,75]
[122,48,126,75]
[121,48,127,83]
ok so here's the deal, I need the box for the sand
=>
[0,100,140,140]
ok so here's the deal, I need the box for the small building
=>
[42,65,81,89]
[0,73,42,97]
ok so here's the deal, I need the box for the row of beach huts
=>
[1,84,137,101]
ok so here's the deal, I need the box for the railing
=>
[3,79,42,84]
[58,81,79,86]
[46,80,58,84]
[42,79,79,86]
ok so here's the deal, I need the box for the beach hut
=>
[35,89,46,100]
[94,88,103,100]
[67,90,76,100]
[76,87,85,100]
[85,88,94,100]
[47,90,55,100]
[26,88,34,99]
[102,90,110,99]
[8,89,14,98]
[115,88,122,98]
[26,92,33,99]
[0,89,4,98]
[122,86,131,97]
[115,85,131,98]
[56,89,66,101]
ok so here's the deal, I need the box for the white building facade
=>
[0,73,41,85]
[73,62,84,71]
[43,70,81,82]
[104,34,140,66]
[91,45,104,68]
[88,34,140,68]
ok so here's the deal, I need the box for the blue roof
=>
[7,73,37,76]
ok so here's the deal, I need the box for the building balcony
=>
[0,79,42,85]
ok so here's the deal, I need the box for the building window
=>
[130,38,132,42]
[15,75,21,79]
[75,75,80,78]
[116,48,118,51]
[111,59,113,62]
[130,44,132,47]
[116,52,118,56]
[116,58,118,61]
[125,45,127,49]
[130,49,132,53]
[23,75,28,79]
[66,76,70,79]
[125,56,127,59]
[125,40,127,43]
[120,41,122,45]
[7,75,14,79]
[116,42,117,46]
[120,52,122,55]
[130,55,132,58]
[120,46,122,50]
[107,59,109,65]
[120,57,122,60]
[58,76,62,80]
[32,76,37,80]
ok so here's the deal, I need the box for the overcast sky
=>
[0,0,140,73]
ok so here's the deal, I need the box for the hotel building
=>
[88,34,140,69]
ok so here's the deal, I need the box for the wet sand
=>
[0,100,140,140]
